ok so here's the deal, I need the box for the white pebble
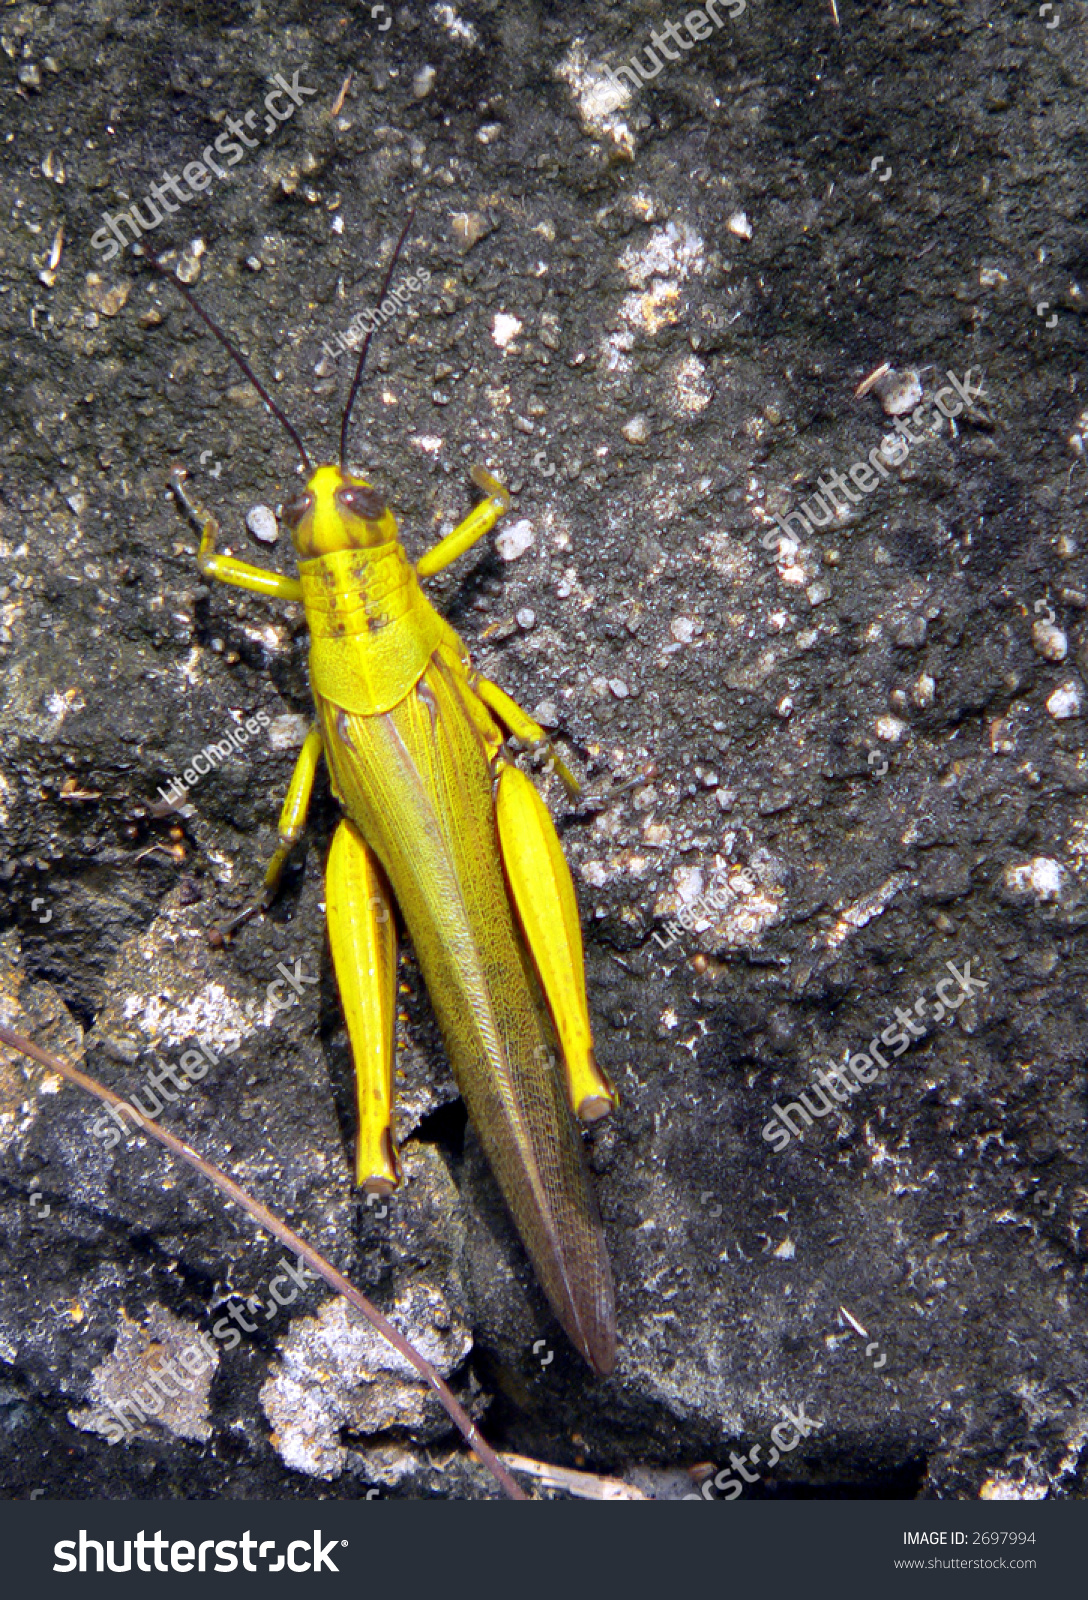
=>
[876,715,907,742]
[268,714,310,750]
[609,679,629,699]
[874,368,923,417]
[1003,857,1069,903]
[413,65,436,99]
[247,504,279,545]
[1032,620,1067,661]
[1046,681,1083,719]
[516,608,536,630]
[491,313,523,348]
[912,674,936,709]
[622,414,650,444]
[496,518,534,562]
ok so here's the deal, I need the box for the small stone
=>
[727,211,752,239]
[876,715,907,743]
[533,700,558,728]
[989,718,1014,754]
[670,616,696,644]
[1032,620,1067,661]
[495,518,534,562]
[1058,534,1078,557]
[18,62,41,89]
[1002,857,1069,903]
[874,368,923,417]
[413,65,437,99]
[891,614,927,648]
[84,274,131,317]
[268,715,310,751]
[622,414,650,444]
[476,122,502,144]
[491,313,522,349]
[516,607,536,630]
[609,679,630,699]
[175,242,205,285]
[1046,681,1083,719]
[247,504,279,545]
[452,212,489,251]
[807,582,830,607]
[776,696,794,718]
[912,674,936,709]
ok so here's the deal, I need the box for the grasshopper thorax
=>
[283,464,399,558]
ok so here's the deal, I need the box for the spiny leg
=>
[415,465,510,578]
[494,761,618,1122]
[171,469,303,602]
[473,672,580,797]
[325,819,400,1194]
[215,726,324,942]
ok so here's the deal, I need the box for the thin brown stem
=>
[0,1021,526,1501]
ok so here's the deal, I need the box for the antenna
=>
[140,246,313,474]
[339,208,416,470]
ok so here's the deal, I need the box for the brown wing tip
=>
[564,1284,617,1376]
[585,1324,617,1376]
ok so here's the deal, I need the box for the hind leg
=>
[325,818,400,1192]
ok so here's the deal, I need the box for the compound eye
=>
[281,491,314,531]
[338,484,387,522]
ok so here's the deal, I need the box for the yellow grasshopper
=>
[147,226,618,1373]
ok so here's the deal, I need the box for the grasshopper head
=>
[283,464,399,558]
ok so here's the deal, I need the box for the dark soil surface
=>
[1,0,1087,1501]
